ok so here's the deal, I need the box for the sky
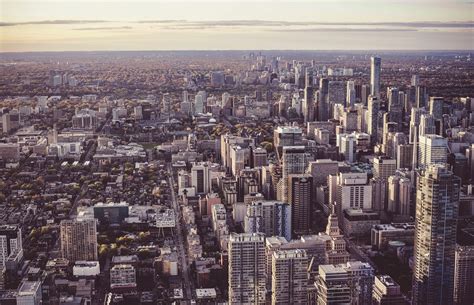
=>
[0,0,473,52]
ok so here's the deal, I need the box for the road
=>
[344,237,377,270]
[168,165,193,299]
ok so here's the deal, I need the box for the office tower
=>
[412,165,460,305]
[346,261,375,305]
[273,126,303,150]
[361,84,370,105]
[453,229,474,305]
[336,133,356,163]
[416,86,428,108]
[244,200,292,241]
[280,146,311,203]
[387,175,412,216]
[368,95,380,144]
[191,162,210,194]
[60,219,98,262]
[387,87,403,130]
[221,134,255,170]
[397,143,414,169]
[288,174,312,236]
[194,90,206,114]
[373,156,397,180]
[325,204,350,265]
[317,261,374,305]
[318,78,329,121]
[316,264,351,305]
[371,177,388,212]
[335,172,373,214]
[110,264,137,290]
[418,134,448,168]
[271,249,308,305]
[307,159,339,187]
[211,71,225,86]
[0,225,23,266]
[328,80,346,108]
[303,69,315,123]
[252,147,268,167]
[429,96,444,120]
[342,108,358,133]
[370,56,381,97]
[16,281,42,305]
[409,108,427,143]
[161,93,171,119]
[372,275,408,305]
[411,75,420,87]
[346,80,356,107]
[228,233,266,305]
[419,113,436,138]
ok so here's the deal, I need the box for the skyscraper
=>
[418,134,448,168]
[429,96,444,120]
[346,80,356,108]
[271,249,308,305]
[228,233,266,305]
[453,229,474,305]
[244,200,292,241]
[60,219,98,262]
[280,146,311,203]
[288,174,313,236]
[318,78,329,121]
[303,68,314,123]
[368,95,380,144]
[370,56,381,97]
[412,165,460,305]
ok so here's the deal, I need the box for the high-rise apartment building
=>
[191,162,211,194]
[228,233,266,305]
[271,249,308,305]
[60,219,98,262]
[412,165,460,305]
[0,225,23,267]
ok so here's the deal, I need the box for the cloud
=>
[1,19,472,31]
[268,27,418,32]
[0,20,108,27]
[73,26,133,31]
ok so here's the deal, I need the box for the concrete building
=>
[228,233,266,305]
[244,200,291,241]
[373,157,397,181]
[334,172,373,216]
[372,275,408,305]
[418,134,448,168]
[371,223,415,250]
[271,249,308,305]
[412,165,460,305]
[0,225,23,267]
[60,219,98,262]
[110,264,137,290]
[454,228,474,305]
[273,126,303,150]
[191,162,211,194]
[16,281,42,305]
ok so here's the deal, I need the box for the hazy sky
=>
[1,0,473,52]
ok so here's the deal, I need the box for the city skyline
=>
[1,0,473,52]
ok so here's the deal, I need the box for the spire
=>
[326,202,341,236]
